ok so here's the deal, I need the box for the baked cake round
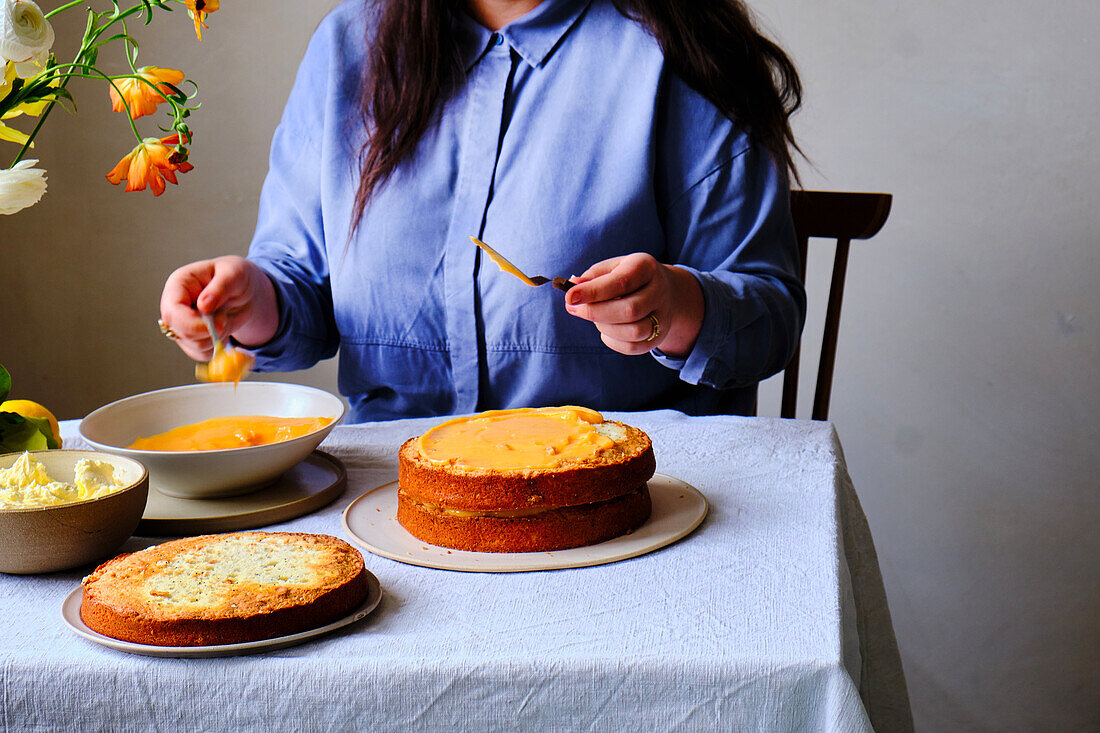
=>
[398,407,656,552]
[80,531,369,646]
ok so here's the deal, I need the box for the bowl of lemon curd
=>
[79,382,346,499]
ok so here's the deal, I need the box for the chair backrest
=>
[781,190,892,420]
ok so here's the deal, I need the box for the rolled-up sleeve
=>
[655,120,806,390]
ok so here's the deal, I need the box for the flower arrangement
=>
[0,0,218,215]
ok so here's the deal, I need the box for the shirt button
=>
[493,33,504,46]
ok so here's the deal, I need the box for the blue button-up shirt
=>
[247,0,805,422]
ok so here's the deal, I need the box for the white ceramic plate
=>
[137,451,347,536]
[342,473,708,572]
[60,570,381,658]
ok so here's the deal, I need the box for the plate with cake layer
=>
[342,473,708,572]
[343,407,707,571]
[62,531,382,657]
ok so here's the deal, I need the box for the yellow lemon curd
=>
[469,236,540,286]
[129,415,333,451]
[1,452,126,509]
[195,343,254,385]
[417,406,615,470]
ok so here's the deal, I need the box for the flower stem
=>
[43,0,87,19]
[8,0,194,168]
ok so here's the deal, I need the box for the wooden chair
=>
[779,190,893,420]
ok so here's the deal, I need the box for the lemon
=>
[0,399,62,448]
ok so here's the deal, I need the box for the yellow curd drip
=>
[469,236,539,286]
[195,342,254,385]
[417,406,614,470]
[129,415,332,451]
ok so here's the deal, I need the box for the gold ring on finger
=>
[644,312,661,343]
[157,318,180,340]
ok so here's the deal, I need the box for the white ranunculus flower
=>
[0,59,14,99]
[0,1,54,78]
[0,158,47,214]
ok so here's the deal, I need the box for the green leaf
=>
[0,365,10,401]
[23,416,59,449]
[161,82,186,102]
[43,87,76,115]
[48,87,74,103]
[0,413,56,453]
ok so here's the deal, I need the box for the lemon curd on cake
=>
[397,406,655,552]
[80,532,369,646]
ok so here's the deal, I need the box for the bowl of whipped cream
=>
[0,450,148,574]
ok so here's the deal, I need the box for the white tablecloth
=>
[1,412,911,732]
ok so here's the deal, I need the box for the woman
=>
[159,0,806,421]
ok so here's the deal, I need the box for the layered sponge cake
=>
[397,406,655,552]
[80,532,369,646]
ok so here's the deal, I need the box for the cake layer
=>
[80,532,368,646]
[397,484,652,553]
[398,421,655,511]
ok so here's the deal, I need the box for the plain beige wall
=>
[2,2,1097,731]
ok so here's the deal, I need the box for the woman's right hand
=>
[158,256,279,361]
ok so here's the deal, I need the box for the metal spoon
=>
[202,314,223,351]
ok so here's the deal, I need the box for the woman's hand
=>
[158,256,279,361]
[564,253,704,358]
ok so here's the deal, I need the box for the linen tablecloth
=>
[1,411,911,731]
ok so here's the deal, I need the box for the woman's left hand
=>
[564,253,705,357]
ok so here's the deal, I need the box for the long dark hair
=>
[352,0,802,227]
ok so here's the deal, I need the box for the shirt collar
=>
[454,0,593,70]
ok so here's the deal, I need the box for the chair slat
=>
[780,230,811,419]
[781,191,892,421]
[812,238,851,421]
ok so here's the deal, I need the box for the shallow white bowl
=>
[0,450,149,574]
[79,382,346,499]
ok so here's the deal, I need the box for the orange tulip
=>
[105,134,194,196]
[184,0,220,41]
[108,67,186,120]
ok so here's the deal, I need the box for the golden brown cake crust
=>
[80,532,369,646]
[398,420,656,511]
[397,485,652,553]
[397,414,656,552]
